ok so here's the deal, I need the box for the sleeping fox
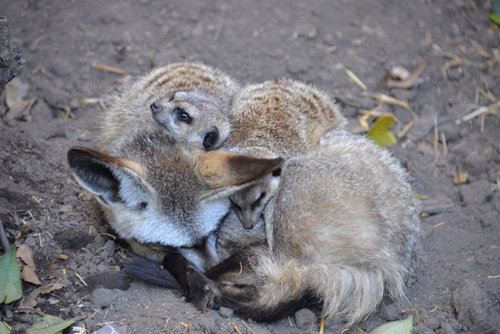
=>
[126,130,420,326]
[212,130,420,325]
[67,132,283,271]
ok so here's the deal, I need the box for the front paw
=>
[186,268,217,312]
[218,281,258,304]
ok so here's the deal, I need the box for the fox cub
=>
[100,62,240,155]
[224,78,347,228]
[128,130,420,325]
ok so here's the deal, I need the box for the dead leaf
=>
[55,253,68,260]
[6,96,37,121]
[16,244,37,270]
[21,266,42,285]
[454,171,468,184]
[17,244,42,285]
[21,283,66,308]
[23,288,40,308]
[5,78,29,109]
[41,283,65,293]
[4,78,36,121]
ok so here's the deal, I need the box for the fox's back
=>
[268,130,420,270]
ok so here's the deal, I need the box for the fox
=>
[223,78,348,228]
[100,61,240,155]
[211,130,421,325]
[67,131,283,272]
[126,130,420,326]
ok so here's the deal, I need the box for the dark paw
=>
[218,281,258,304]
[186,268,217,312]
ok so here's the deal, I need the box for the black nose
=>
[150,101,161,113]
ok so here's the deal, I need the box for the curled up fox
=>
[67,62,420,326]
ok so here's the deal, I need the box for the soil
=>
[1,0,500,333]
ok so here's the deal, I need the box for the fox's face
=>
[229,169,281,229]
[67,133,283,250]
[150,90,230,151]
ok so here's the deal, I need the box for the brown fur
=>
[225,78,347,156]
[224,78,348,228]
[67,131,283,271]
[100,62,240,155]
[212,130,421,325]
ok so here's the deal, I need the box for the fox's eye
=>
[139,202,148,210]
[230,198,242,212]
[175,108,192,124]
[251,192,267,210]
[272,168,282,177]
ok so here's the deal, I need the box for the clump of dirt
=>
[1,0,499,333]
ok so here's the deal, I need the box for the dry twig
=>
[339,63,367,91]
[455,101,500,125]
[91,62,127,75]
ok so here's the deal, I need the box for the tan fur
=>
[225,78,347,155]
[67,132,282,271]
[224,78,348,228]
[195,150,283,189]
[216,130,421,325]
[100,62,240,155]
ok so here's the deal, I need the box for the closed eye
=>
[251,192,267,210]
[230,198,242,212]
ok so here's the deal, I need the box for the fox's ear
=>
[67,147,151,207]
[195,150,284,199]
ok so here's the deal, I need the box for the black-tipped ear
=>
[202,128,220,151]
[67,148,120,203]
[67,147,151,207]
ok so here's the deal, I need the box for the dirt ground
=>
[1,0,500,333]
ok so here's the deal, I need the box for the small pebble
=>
[218,307,234,318]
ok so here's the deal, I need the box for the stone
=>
[440,321,457,334]
[218,306,234,318]
[452,279,500,334]
[294,308,317,330]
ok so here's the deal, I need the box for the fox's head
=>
[67,133,283,253]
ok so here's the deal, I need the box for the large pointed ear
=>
[195,150,284,199]
[67,146,151,207]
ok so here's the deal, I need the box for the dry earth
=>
[1,0,500,333]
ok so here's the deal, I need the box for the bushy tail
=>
[124,256,182,289]
[218,250,407,326]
